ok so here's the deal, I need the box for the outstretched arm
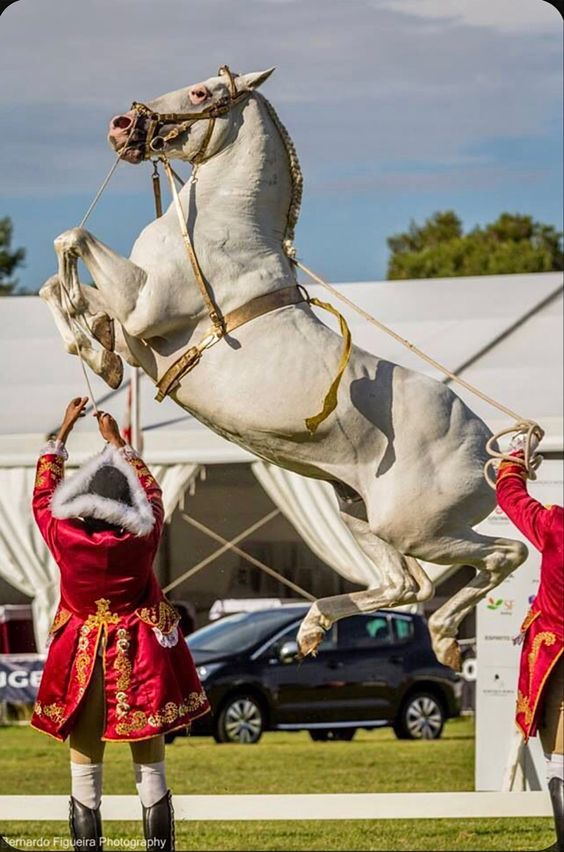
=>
[33,397,88,547]
[496,453,551,552]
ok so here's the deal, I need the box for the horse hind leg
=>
[39,276,124,389]
[423,530,528,670]
[296,505,435,657]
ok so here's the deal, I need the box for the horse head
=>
[107,66,275,165]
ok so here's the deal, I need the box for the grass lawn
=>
[0,717,553,850]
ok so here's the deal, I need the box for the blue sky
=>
[0,0,562,291]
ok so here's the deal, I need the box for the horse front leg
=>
[53,227,153,339]
[40,276,124,389]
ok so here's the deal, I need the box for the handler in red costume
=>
[497,435,563,851]
[31,397,210,851]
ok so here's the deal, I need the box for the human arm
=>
[496,434,549,551]
[33,397,88,541]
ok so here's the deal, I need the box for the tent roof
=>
[1,271,562,465]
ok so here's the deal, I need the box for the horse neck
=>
[183,94,296,312]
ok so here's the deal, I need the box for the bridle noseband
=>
[130,65,250,164]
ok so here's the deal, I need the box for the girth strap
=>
[155,286,305,402]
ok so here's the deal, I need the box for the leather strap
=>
[155,286,305,402]
[162,159,224,333]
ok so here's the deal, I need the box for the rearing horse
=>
[41,66,527,669]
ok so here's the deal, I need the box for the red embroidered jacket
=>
[496,457,563,741]
[31,448,209,742]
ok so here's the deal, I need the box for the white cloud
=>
[0,0,561,197]
[374,0,560,34]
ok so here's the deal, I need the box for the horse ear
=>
[238,68,275,91]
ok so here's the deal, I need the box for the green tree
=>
[0,216,25,296]
[387,211,564,279]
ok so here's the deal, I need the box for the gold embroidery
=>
[520,609,540,634]
[115,710,148,736]
[527,632,557,695]
[517,631,558,728]
[35,457,64,489]
[516,690,533,726]
[129,457,156,485]
[34,701,65,724]
[49,608,72,635]
[75,600,120,689]
[49,607,72,636]
[114,690,208,737]
[76,626,92,688]
[136,600,180,636]
[114,628,132,718]
[84,599,120,631]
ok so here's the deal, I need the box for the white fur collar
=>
[50,446,155,536]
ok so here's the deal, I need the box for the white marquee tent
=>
[1,271,562,647]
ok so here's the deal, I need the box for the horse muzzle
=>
[107,110,148,163]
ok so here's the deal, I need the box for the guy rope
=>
[60,64,544,485]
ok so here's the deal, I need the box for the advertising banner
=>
[0,654,45,704]
[475,459,563,791]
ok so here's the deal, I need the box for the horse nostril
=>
[111,115,132,131]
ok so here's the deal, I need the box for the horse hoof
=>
[441,640,462,672]
[101,350,123,389]
[91,313,115,351]
[297,627,325,659]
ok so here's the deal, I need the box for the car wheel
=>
[309,729,330,741]
[309,728,357,742]
[214,694,265,744]
[394,692,445,740]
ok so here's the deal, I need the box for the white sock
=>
[544,752,564,783]
[70,762,103,810]
[133,760,167,808]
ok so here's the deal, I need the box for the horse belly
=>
[171,306,382,478]
[358,371,495,542]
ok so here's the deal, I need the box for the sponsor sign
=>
[0,655,45,704]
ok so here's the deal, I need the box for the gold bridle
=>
[130,65,250,164]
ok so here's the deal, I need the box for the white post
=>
[130,366,141,453]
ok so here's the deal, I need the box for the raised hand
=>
[56,397,89,444]
[95,410,125,447]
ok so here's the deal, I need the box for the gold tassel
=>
[305,297,352,434]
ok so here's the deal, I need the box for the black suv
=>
[175,605,461,744]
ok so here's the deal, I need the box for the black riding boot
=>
[142,790,175,852]
[548,777,564,852]
[69,796,103,851]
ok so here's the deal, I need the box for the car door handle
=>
[327,660,344,669]
[390,654,404,664]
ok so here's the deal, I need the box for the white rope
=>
[79,153,124,229]
[57,123,141,410]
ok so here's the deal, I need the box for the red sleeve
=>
[32,453,65,550]
[126,454,164,537]
[496,460,550,552]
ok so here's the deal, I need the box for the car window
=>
[338,615,392,649]
[270,622,337,653]
[187,609,306,654]
[392,616,415,642]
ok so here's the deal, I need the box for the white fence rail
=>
[0,792,552,821]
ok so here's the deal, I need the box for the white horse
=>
[41,66,527,670]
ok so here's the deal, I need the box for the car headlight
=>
[197,663,224,682]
